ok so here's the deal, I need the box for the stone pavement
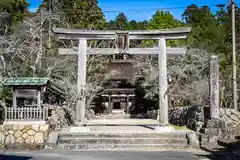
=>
[88,126,156,133]
[0,150,211,160]
[85,119,160,125]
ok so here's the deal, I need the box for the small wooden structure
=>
[2,77,66,122]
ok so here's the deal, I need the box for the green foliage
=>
[0,0,29,34]
[141,10,186,48]
[183,5,224,52]
[106,13,148,30]
[148,10,184,29]
[0,86,12,106]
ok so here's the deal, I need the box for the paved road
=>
[0,150,211,160]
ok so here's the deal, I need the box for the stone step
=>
[55,143,190,150]
[96,115,129,119]
[98,114,129,117]
[201,143,225,153]
[58,137,186,144]
[96,116,129,120]
[218,139,240,150]
[101,110,126,115]
[200,143,234,157]
[58,132,187,139]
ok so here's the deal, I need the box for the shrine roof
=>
[102,88,136,94]
[2,77,49,86]
[2,77,66,96]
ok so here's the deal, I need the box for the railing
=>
[4,106,48,121]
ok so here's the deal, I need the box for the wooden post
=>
[126,95,129,114]
[76,39,87,125]
[210,55,220,119]
[108,95,112,114]
[37,89,41,108]
[12,88,16,108]
[158,38,169,126]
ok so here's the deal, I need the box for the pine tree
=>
[42,0,106,29]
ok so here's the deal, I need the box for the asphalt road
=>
[0,150,211,160]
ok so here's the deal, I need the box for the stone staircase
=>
[52,132,190,150]
[96,109,130,119]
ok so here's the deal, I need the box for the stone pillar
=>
[158,38,169,126]
[154,38,175,132]
[204,55,224,138]
[209,55,220,119]
[76,39,87,125]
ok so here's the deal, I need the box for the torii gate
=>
[53,27,191,130]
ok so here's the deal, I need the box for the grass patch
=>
[171,125,188,130]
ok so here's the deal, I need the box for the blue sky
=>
[27,0,239,21]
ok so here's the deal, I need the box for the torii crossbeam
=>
[53,27,191,130]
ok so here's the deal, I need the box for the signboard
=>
[15,89,37,97]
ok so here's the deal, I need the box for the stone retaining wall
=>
[0,124,49,148]
[147,106,205,131]
[148,106,240,141]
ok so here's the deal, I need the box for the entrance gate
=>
[53,27,191,127]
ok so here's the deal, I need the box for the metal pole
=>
[232,0,238,111]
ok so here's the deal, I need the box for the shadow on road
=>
[195,140,240,160]
[0,154,33,160]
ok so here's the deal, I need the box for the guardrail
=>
[4,106,48,121]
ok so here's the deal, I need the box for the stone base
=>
[154,126,175,133]
[69,127,90,133]
[206,118,225,128]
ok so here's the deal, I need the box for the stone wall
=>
[148,106,240,142]
[202,108,240,141]
[0,124,49,148]
[168,106,205,131]
[147,106,205,131]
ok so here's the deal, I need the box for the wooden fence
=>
[4,106,48,121]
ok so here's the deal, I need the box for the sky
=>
[27,0,240,21]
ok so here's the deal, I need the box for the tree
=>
[128,20,148,30]
[134,49,211,109]
[41,0,106,29]
[0,0,29,34]
[115,13,128,30]
[182,5,225,52]
[148,10,184,30]
[106,13,129,30]
[106,13,148,30]
[142,10,185,47]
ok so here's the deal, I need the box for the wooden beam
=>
[53,27,191,40]
[58,47,186,55]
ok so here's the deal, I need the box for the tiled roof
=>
[2,77,49,86]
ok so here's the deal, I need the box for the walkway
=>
[85,119,160,126]
[0,150,211,160]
